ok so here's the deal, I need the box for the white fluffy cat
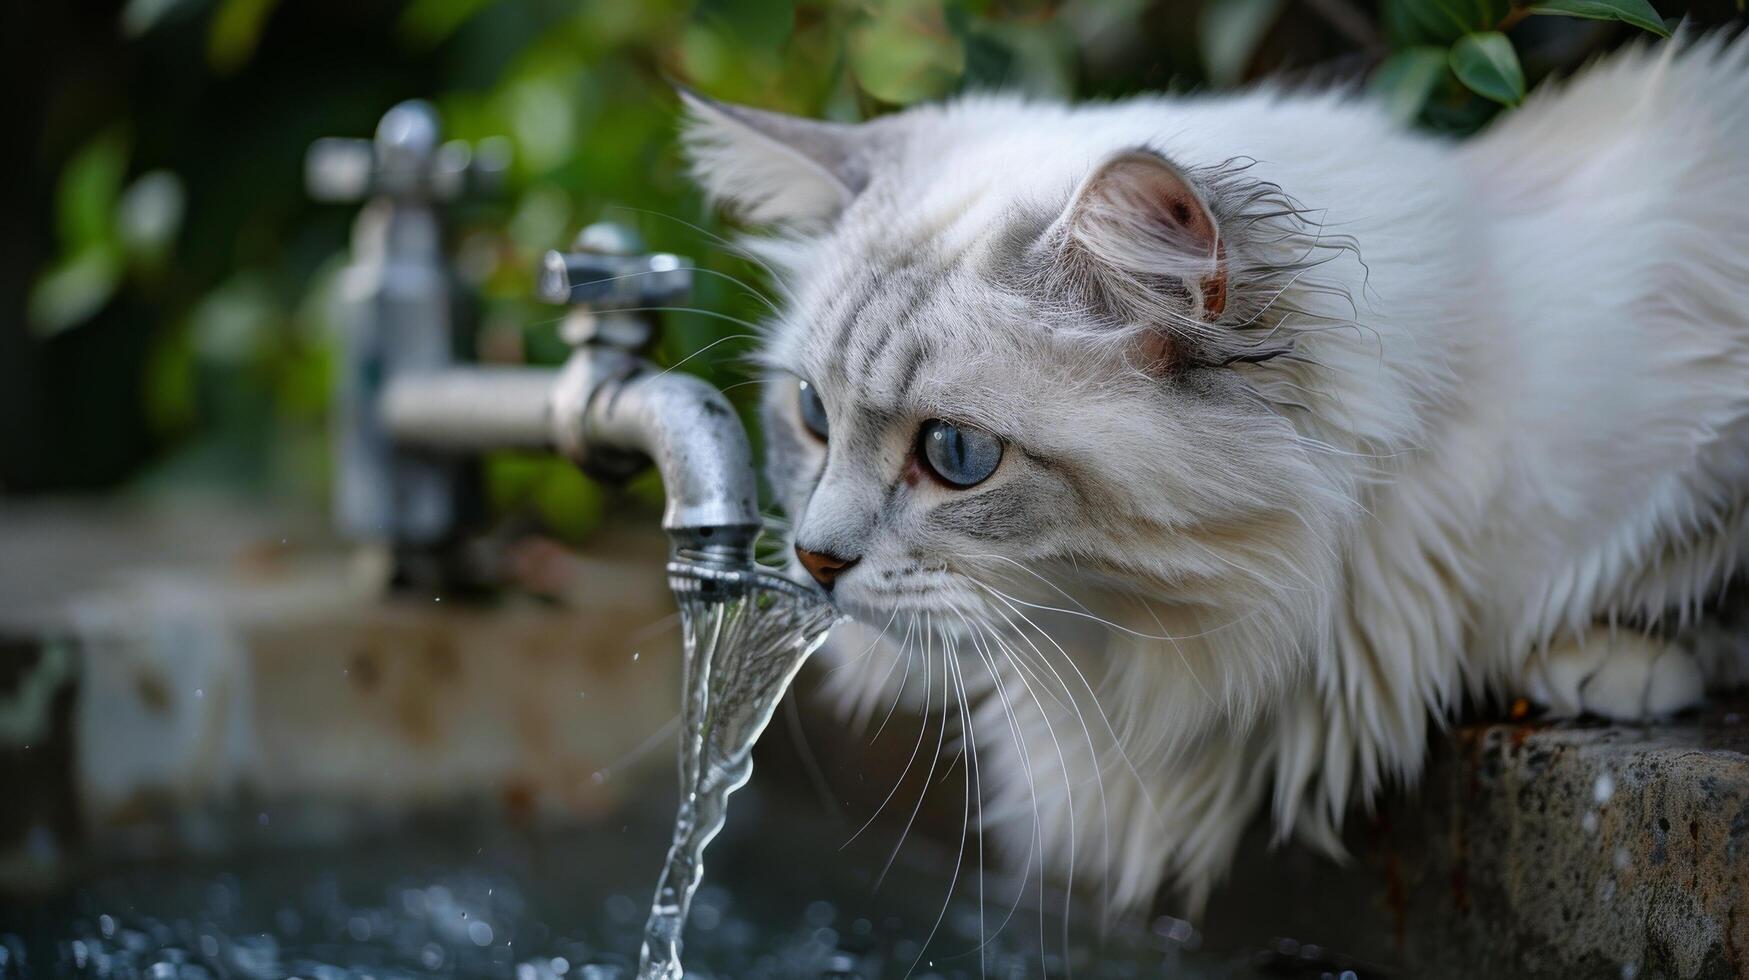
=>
[681,31,1749,914]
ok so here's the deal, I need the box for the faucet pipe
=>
[379,352,762,567]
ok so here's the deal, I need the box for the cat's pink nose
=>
[795,544,859,591]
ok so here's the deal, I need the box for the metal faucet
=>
[308,101,762,588]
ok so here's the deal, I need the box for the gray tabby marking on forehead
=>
[889,337,932,404]
[819,272,883,378]
[851,283,934,398]
[847,304,904,382]
[829,265,942,389]
[815,239,939,364]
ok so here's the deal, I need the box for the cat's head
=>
[682,91,1361,709]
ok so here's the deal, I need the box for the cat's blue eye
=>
[919,420,1002,488]
[797,379,830,441]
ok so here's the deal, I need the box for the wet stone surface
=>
[0,785,1252,979]
[1206,698,1749,980]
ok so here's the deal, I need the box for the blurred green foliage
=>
[7,0,1735,541]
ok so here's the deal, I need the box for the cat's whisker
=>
[864,613,918,739]
[878,612,951,892]
[606,305,769,337]
[716,377,768,396]
[972,550,1263,716]
[545,264,784,317]
[977,618,1076,976]
[600,203,786,287]
[954,610,1044,952]
[975,586,1162,827]
[973,609,1116,927]
[622,610,682,651]
[843,617,930,851]
[954,645,991,979]
[652,331,763,377]
[596,713,680,782]
[821,605,902,678]
[961,553,1103,619]
[905,630,976,980]
[1130,593,1218,711]
[968,571,1247,643]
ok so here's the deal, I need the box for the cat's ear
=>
[678,87,870,225]
[1047,149,1229,366]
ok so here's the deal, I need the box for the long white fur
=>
[683,32,1749,915]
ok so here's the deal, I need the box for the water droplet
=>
[467,920,495,946]
[193,688,204,699]
[1594,771,1615,805]
[631,652,640,661]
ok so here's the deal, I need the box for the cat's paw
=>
[1522,633,1704,721]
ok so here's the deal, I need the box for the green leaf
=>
[56,131,128,252]
[848,0,966,105]
[1371,46,1450,124]
[1449,31,1524,106]
[962,21,1076,98]
[28,247,123,337]
[1385,0,1510,44]
[207,0,280,73]
[145,326,198,434]
[397,0,496,46]
[693,0,795,51]
[1527,0,1671,37]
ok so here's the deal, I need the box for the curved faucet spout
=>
[562,355,763,570]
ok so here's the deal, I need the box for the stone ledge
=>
[0,501,685,890]
[1206,702,1749,979]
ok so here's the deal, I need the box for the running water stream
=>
[637,564,841,980]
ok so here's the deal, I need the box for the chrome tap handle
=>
[306,100,510,203]
[536,248,691,307]
[538,223,694,305]
[538,222,694,353]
